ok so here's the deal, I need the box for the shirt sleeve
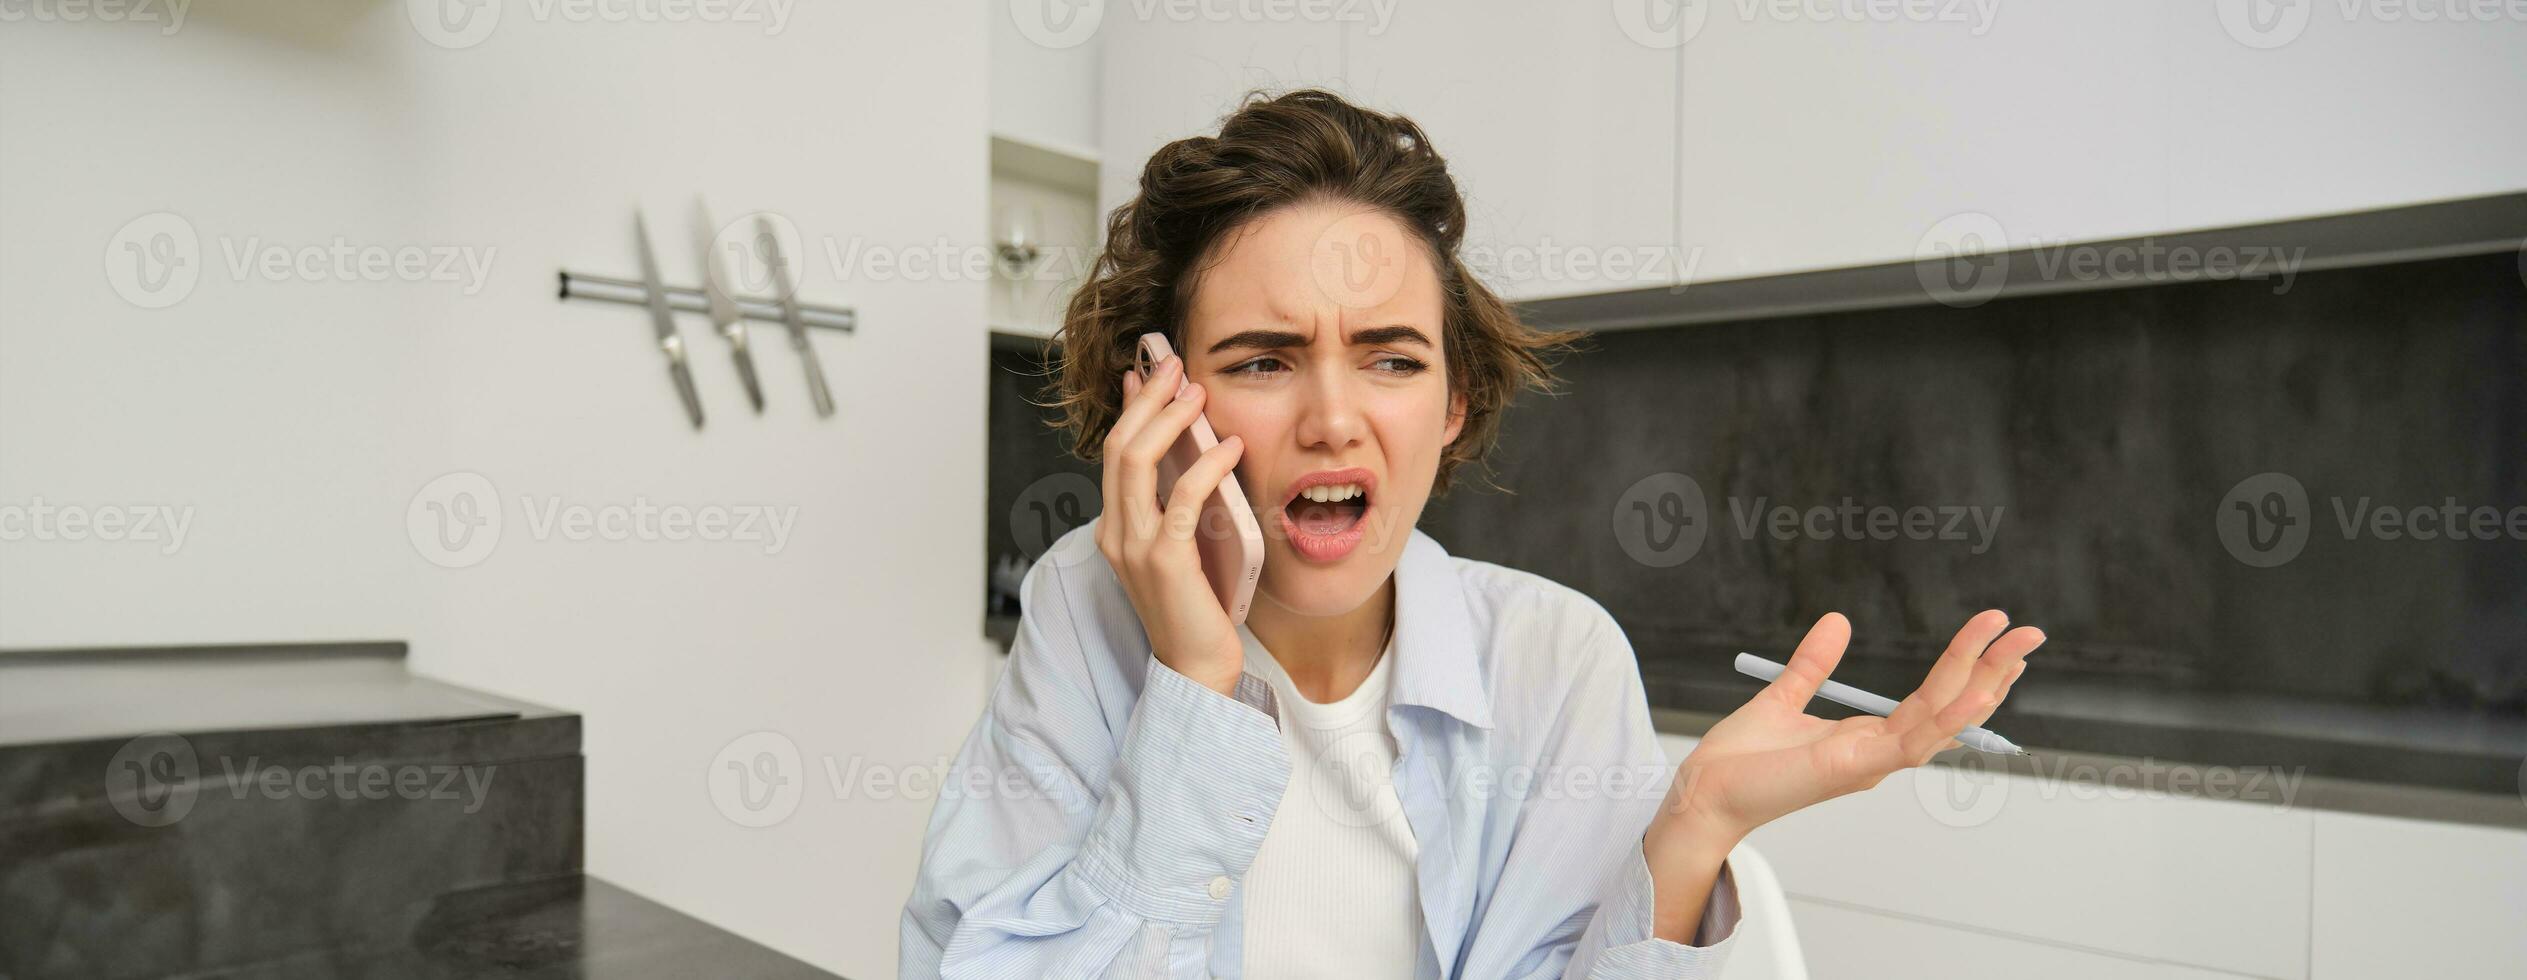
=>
[900,553,1293,979]
[1477,608,1742,980]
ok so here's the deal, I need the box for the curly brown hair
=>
[1043,88,1583,495]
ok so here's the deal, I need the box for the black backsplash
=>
[1422,251,2526,719]
[988,252,2526,727]
[986,339,1101,620]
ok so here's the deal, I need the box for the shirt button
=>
[1207,876,1232,900]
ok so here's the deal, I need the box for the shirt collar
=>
[1390,528,1495,730]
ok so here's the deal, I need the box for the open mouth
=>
[1279,468,1375,562]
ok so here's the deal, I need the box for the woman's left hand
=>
[1641,610,2043,940]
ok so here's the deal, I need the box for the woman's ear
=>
[1443,389,1468,447]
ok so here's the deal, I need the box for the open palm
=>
[1661,610,2042,845]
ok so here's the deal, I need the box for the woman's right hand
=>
[1098,352,1250,697]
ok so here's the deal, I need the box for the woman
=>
[904,90,2042,979]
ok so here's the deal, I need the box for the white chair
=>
[1712,842,1809,980]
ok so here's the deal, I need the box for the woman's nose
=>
[1290,371,1369,451]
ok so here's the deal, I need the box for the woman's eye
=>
[1226,356,1286,376]
[1374,355,1429,376]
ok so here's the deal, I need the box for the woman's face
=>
[1177,198,1464,618]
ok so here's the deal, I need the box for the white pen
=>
[1734,652,2028,756]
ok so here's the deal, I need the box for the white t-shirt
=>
[1234,622,1422,980]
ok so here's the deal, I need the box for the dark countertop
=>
[0,641,567,746]
[187,875,839,980]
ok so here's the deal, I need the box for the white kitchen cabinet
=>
[1670,0,2177,282]
[1345,1,1683,301]
[2165,0,2527,233]
[1661,732,2527,979]
[1096,13,1348,217]
[2310,809,2527,979]
[1784,898,2248,980]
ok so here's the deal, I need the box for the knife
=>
[758,215,836,418]
[634,210,705,429]
[695,198,765,413]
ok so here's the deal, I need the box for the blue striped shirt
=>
[902,522,1740,978]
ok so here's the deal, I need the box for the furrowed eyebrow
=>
[1203,325,1434,355]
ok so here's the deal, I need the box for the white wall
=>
[0,4,991,977]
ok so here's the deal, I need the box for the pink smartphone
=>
[1131,332,1265,625]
